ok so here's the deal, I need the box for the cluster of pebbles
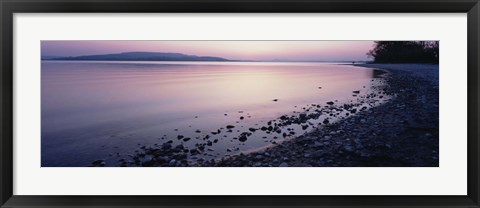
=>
[212,65,439,167]
[90,65,439,167]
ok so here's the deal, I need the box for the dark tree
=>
[367,41,439,63]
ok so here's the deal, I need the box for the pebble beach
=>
[210,64,440,167]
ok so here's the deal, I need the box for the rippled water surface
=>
[41,61,379,166]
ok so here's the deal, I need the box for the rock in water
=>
[175,144,184,150]
[323,119,330,124]
[239,135,248,142]
[162,143,172,149]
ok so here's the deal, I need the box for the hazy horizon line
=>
[41,51,372,62]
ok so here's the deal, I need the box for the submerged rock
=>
[238,135,248,142]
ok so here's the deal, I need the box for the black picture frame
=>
[1,0,479,207]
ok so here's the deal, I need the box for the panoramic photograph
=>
[41,40,439,167]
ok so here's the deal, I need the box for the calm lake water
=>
[41,61,380,167]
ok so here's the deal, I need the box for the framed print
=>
[1,0,479,207]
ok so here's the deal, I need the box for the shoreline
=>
[208,63,439,167]
[94,63,439,167]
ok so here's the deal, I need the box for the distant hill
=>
[48,52,230,61]
[41,56,66,60]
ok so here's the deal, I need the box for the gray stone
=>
[279,162,289,167]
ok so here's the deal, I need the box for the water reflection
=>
[41,61,377,167]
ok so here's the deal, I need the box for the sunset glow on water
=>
[41,61,381,166]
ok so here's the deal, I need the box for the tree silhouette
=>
[367,41,439,63]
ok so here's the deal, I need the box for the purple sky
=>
[41,41,375,61]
